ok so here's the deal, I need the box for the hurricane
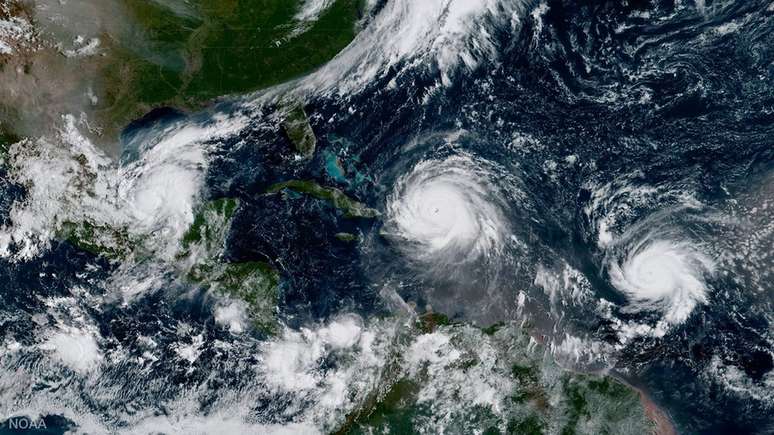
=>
[383,153,508,267]
[608,235,715,330]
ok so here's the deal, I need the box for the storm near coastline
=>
[0,0,772,434]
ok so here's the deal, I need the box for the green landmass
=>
[180,197,280,332]
[338,378,422,434]
[189,260,280,332]
[98,0,363,133]
[0,121,19,162]
[180,197,239,251]
[338,324,656,435]
[481,322,505,336]
[266,180,380,218]
[0,127,18,148]
[52,196,280,331]
[0,0,364,148]
[280,101,317,158]
[57,220,133,260]
[417,311,452,334]
[335,232,359,242]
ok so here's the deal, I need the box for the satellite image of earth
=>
[0,0,772,434]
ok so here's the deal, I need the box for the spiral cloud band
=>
[608,236,715,327]
[384,154,508,266]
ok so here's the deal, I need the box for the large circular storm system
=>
[0,0,772,434]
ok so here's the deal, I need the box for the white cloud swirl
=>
[384,153,508,266]
[607,234,715,331]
